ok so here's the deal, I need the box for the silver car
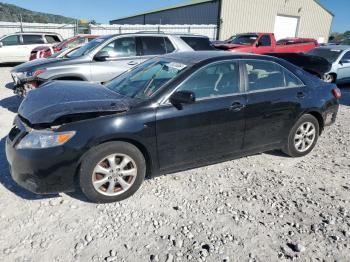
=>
[308,45,350,84]
[11,33,214,96]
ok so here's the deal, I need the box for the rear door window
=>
[22,34,45,44]
[100,37,137,57]
[244,60,303,91]
[180,36,214,50]
[139,36,167,56]
[45,35,61,43]
[1,35,20,46]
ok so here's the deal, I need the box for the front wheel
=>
[283,114,319,157]
[79,141,146,203]
[323,73,336,83]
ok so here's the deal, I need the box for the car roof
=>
[161,51,260,64]
[316,45,350,51]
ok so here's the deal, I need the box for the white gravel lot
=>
[0,66,350,262]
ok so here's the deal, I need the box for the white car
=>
[0,32,62,63]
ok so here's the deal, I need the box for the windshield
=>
[67,37,105,58]
[308,48,343,63]
[105,60,188,99]
[341,39,350,45]
[229,34,258,45]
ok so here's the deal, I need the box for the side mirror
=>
[255,42,260,47]
[0,42,3,48]
[169,91,195,109]
[94,51,110,61]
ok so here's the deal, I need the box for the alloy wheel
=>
[92,153,137,196]
[294,122,316,152]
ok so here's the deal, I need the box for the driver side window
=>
[100,37,137,58]
[176,61,240,99]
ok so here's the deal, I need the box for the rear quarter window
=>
[45,35,61,43]
[180,37,214,51]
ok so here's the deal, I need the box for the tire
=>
[323,73,336,83]
[282,114,319,157]
[79,141,146,203]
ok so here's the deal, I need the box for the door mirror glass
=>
[94,51,110,61]
[169,91,195,108]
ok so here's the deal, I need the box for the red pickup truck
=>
[213,33,319,54]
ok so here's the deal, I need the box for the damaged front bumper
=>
[5,117,80,194]
[11,72,39,97]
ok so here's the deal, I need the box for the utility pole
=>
[19,14,23,32]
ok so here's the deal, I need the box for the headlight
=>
[16,131,76,149]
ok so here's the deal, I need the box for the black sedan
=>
[6,51,340,203]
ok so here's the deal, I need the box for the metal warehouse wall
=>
[111,1,219,25]
[219,0,333,42]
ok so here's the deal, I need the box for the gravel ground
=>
[0,66,350,262]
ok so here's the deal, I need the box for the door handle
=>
[297,91,306,98]
[229,102,245,112]
[128,61,139,65]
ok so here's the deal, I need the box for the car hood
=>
[19,81,135,125]
[13,56,82,73]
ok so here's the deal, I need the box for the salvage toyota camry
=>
[6,51,340,203]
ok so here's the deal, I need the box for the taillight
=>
[332,87,341,100]
[53,47,61,52]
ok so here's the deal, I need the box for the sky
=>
[0,0,348,33]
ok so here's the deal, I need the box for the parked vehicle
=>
[6,51,340,203]
[29,35,97,61]
[0,32,62,63]
[213,33,318,54]
[11,33,214,96]
[308,45,350,83]
[266,53,331,79]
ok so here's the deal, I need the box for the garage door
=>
[274,15,299,40]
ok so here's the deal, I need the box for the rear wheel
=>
[283,114,319,157]
[79,141,146,203]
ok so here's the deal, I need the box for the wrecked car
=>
[6,51,340,203]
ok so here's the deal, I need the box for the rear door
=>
[137,36,174,63]
[91,36,140,82]
[21,34,46,61]
[0,35,21,62]
[242,59,305,149]
[156,60,246,172]
[337,51,350,83]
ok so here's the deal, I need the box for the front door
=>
[242,59,305,149]
[338,51,350,83]
[91,36,141,82]
[156,60,246,172]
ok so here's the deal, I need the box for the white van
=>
[0,32,62,63]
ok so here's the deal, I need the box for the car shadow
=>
[0,136,58,200]
[0,94,22,113]
[264,150,290,158]
[0,62,21,67]
[5,81,14,90]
